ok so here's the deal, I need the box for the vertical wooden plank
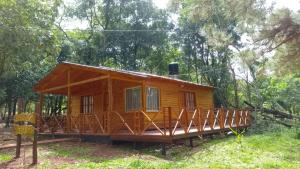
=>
[67,70,71,132]
[168,107,172,137]
[134,111,136,134]
[220,107,224,129]
[15,134,21,158]
[184,109,188,134]
[141,81,146,134]
[138,111,141,135]
[32,117,37,165]
[163,108,166,136]
[107,77,112,134]
[33,102,39,164]
[198,107,202,132]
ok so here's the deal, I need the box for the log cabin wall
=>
[68,76,214,133]
[144,79,214,128]
[111,79,144,133]
[69,80,107,132]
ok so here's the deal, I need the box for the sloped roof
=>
[34,62,214,92]
[64,62,213,88]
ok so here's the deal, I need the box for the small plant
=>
[229,127,245,147]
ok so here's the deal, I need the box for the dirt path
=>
[0,123,16,147]
[0,141,138,169]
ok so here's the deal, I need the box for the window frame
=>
[80,95,94,114]
[124,86,142,113]
[146,86,160,112]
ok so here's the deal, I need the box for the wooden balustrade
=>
[39,108,251,138]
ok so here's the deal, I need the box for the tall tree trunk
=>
[12,99,17,116]
[229,63,239,108]
[193,51,199,83]
[5,98,12,128]
[246,72,252,105]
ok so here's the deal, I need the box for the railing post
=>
[168,107,172,137]
[198,107,202,133]
[134,111,136,134]
[138,111,141,135]
[107,77,113,134]
[184,108,188,134]
[209,109,214,129]
[220,107,224,129]
[163,108,166,136]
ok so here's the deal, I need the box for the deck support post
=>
[133,142,138,150]
[161,143,166,156]
[189,137,194,148]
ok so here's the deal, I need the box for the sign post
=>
[13,113,37,165]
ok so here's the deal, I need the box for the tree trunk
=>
[229,63,239,108]
[12,99,17,116]
[5,98,12,127]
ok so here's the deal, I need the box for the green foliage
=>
[258,8,300,75]
[0,153,13,163]
[229,128,245,146]
[63,0,173,72]
[259,75,300,114]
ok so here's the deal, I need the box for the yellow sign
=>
[13,113,36,136]
[14,125,35,136]
[14,113,36,124]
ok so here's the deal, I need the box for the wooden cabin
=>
[34,62,251,143]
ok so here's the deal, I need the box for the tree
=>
[0,0,62,126]
[62,0,173,72]
[258,9,300,75]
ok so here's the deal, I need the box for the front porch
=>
[38,108,251,143]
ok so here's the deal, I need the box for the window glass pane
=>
[126,87,141,112]
[185,92,195,111]
[81,96,93,113]
[146,87,159,111]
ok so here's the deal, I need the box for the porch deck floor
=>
[39,124,249,143]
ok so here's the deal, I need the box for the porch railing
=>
[39,107,251,136]
[110,107,251,137]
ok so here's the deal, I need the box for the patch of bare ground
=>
[0,147,79,169]
[90,144,133,158]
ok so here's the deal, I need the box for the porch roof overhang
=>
[33,62,214,95]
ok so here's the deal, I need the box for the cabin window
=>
[146,87,160,112]
[184,92,196,111]
[81,96,93,114]
[125,87,141,112]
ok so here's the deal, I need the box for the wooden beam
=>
[141,81,146,135]
[39,75,109,93]
[111,76,143,84]
[107,77,112,134]
[67,70,71,132]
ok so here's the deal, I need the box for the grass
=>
[0,125,299,169]
[0,153,13,163]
